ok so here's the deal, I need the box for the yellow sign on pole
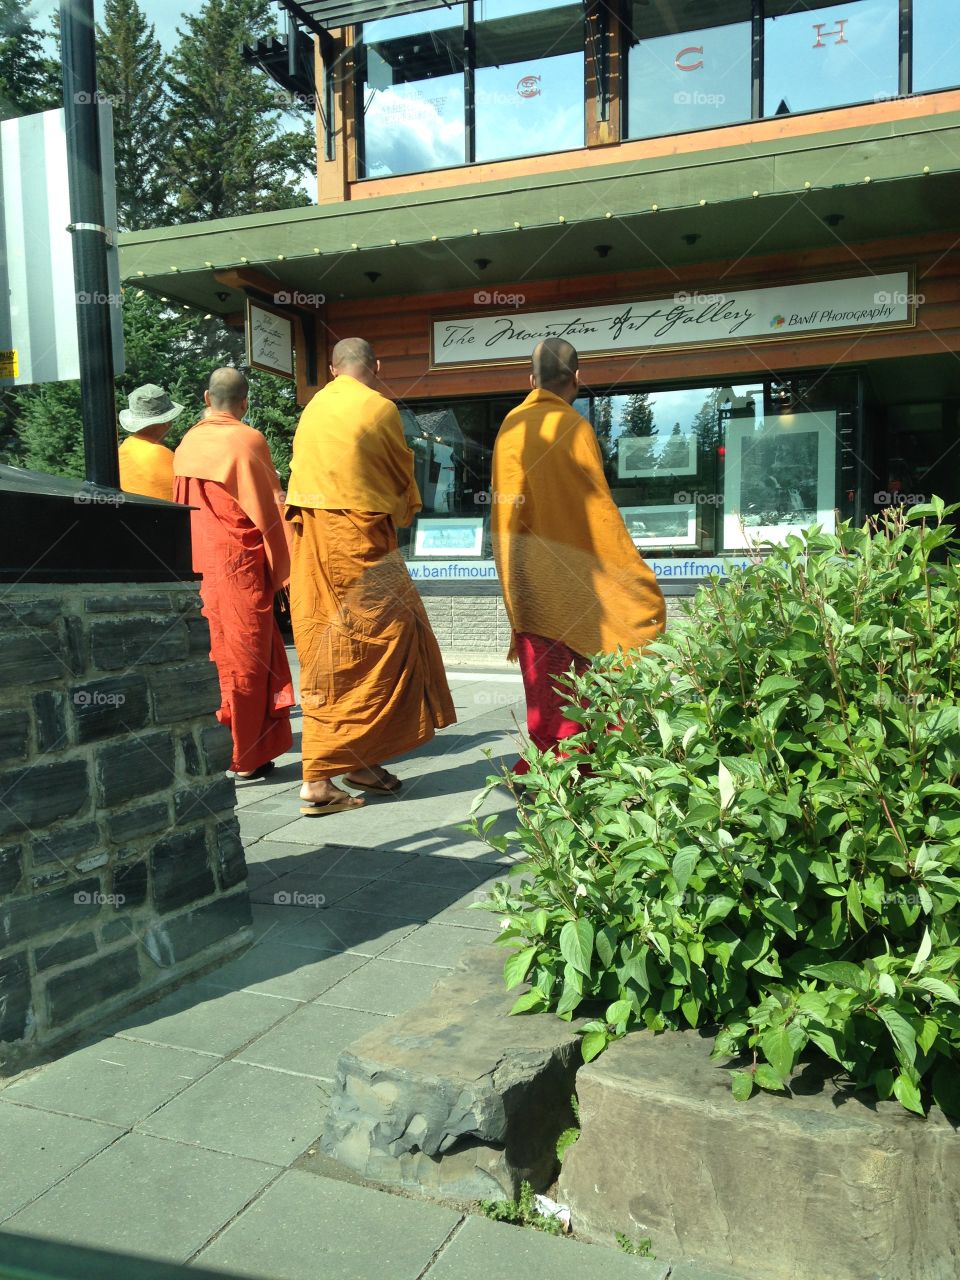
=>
[0,349,18,378]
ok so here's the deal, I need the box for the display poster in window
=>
[722,411,837,549]
[246,300,294,380]
[414,517,485,558]
[620,504,699,548]
[617,430,697,479]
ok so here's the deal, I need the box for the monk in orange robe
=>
[491,338,666,774]
[117,383,182,501]
[174,368,294,779]
[286,337,456,815]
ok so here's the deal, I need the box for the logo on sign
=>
[770,314,786,329]
[812,20,848,47]
[517,74,541,98]
[675,46,704,72]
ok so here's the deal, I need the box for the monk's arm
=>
[383,404,422,528]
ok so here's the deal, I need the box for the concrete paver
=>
[234,1004,390,1080]
[113,987,301,1058]
[194,942,366,1003]
[0,1104,121,1221]
[316,957,450,1016]
[380,921,497,968]
[194,1169,460,1280]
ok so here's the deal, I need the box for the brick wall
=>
[0,583,249,1064]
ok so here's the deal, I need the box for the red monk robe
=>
[174,411,294,774]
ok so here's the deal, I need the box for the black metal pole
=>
[60,0,120,489]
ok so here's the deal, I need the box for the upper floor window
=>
[625,0,753,140]
[359,1,584,178]
[763,0,899,116]
[913,0,960,92]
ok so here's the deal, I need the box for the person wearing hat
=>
[117,383,184,501]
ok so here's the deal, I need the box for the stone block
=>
[0,951,31,1043]
[322,945,582,1199]
[0,878,101,949]
[174,775,236,827]
[0,630,65,688]
[0,710,30,764]
[151,828,216,913]
[33,931,98,972]
[179,732,201,776]
[32,691,68,752]
[185,615,212,656]
[559,1030,960,1280]
[72,675,150,743]
[106,800,171,844]
[96,731,174,807]
[142,891,252,968]
[63,616,88,676]
[100,919,134,945]
[31,822,101,867]
[0,845,23,896]
[0,598,60,627]
[0,760,89,837]
[44,945,141,1025]
[200,723,233,774]
[215,818,247,890]
[148,662,221,723]
[89,617,188,672]
[113,859,148,909]
[84,594,173,614]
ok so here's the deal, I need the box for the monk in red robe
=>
[174,368,294,779]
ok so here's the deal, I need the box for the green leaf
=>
[671,847,698,900]
[503,946,537,991]
[754,1063,790,1093]
[718,761,735,812]
[892,1071,925,1115]
[757,674,801,698]
[702,895,737,927]
[510,989,547,1015]
[581,1030,608,1063]
[908,926,933,977]
[846,879,867,930]
[556,979,584,1018]
[559,919,595,977]
[605,999,632,1027]
[760,1027,795,1082]
[803,962,868,991]
[730,1071,754,1101]
[878,1007,917,1069]
[914,976,960,1005]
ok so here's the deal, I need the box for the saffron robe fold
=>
[118,435,175,502]
[285,376,455,779]
[491,388,666,660]
[174,413,294,773]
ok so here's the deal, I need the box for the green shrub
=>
[474,502,960,1116]
[478,1181,565,1235]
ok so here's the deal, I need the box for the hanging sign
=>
[246,300,294,380]
[432,271,913,367]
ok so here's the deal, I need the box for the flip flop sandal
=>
[344,774,402,795]
[299,795,365,816]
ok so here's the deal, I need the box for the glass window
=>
[763,0,899,116]
[360,8,466,178]
[474,0,585,162]
[625,0,753,140]
[913,0,960,92]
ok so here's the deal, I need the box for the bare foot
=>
[343,766,401,793]
[300,779,364,809]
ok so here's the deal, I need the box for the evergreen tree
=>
[97,0,170,230]
[0,0,59,120]
[619,390,656,438]
[165,0,314,222]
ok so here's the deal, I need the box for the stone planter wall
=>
[0,582,251,1064]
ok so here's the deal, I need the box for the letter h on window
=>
[812,19,849,48]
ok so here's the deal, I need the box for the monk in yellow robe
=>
[174,368,295,780]
[117,383,182,501]
[491,338,666,774]
[286,337,456,815]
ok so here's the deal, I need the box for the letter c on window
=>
[675,46,704,72]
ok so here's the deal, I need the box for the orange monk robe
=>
[286,374,456,780]
[491,388,666,660]
[118,434,175,502]
[173,411,294,774]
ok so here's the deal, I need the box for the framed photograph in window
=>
[620,504,698,548]
[414,516,485,558]
[617,432,697,479]
[723,411,837,549]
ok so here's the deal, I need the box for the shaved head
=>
[331,338,376,376]
[207,367,248,412]
[531,339,578,395]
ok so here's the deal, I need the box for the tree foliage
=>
[0,0,59,120]
[476,502,960,1118]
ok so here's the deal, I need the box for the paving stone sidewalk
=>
[0,658,745,1280]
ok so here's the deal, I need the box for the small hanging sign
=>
[246,299,294,380]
